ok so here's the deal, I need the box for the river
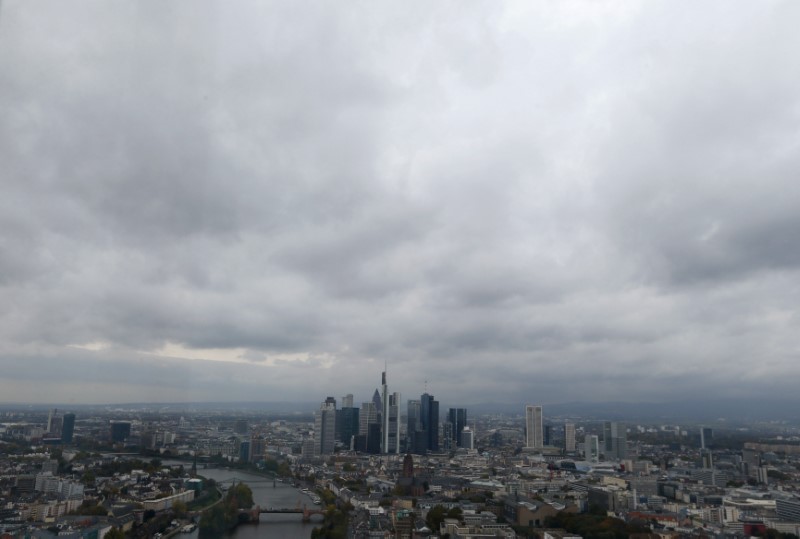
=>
[173,465,321,538]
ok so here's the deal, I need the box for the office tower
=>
[447,408,467,448]
[525,405,544,449]
[61,413,75,444]
[381,370,389,453]
[372,389,383,423]
[336,406,360,449]
[407,400,421,452]
[342,394,354,409]
[314,397,337,456]
[585,434,600,462]
[603,421,627,460]
[742,448,761,478]
[47,409,57,434]
[420,393,440,453]
[565,422,576,452]
[367,423,382,454]
[700,427,713,450]
[544,425,552,446]
[359,402,377,436]
[387,392,400,454]
[442,422,454,450]
[110,422,131,443]
[460,427,474,450]
[47,410,63,438]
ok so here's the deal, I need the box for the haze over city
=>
[2,1,800,406]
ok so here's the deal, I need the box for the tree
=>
[228,483,254,509]
[199,504,228,538]
[426,505,447,532]
[172,501,188,518]
[104,528,125,539]
[446,507,463,521]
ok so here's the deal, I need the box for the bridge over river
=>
[213,477,325,523]
[240,505,325,523]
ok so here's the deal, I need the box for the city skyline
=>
[2,2,800,406]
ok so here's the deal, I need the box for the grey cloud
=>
[1,1,799,405]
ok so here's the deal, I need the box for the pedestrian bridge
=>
[240,505,325,523]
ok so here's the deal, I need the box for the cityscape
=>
[2,369,800,538]
[3,1,800,538]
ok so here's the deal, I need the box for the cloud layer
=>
[1,1,799,406]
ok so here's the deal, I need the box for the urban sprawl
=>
[2,371,800,538]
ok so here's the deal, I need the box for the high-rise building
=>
[564,422,576,452]
[47,409,58,434]
[525,405,543,449]
[387,392,400,454]
[110,422,131,443]
[360,402,377,436]
[407,400,421,452]
[372,389,383,423]
[314,397,337,456]
[342,394,354,409]
[336,406,360,449]
[61,413,75,444]
[357,401,380,453]
[447,408,467,448]
[585,434,600,462]
[543,425,552,446]
[460,427,474,450]
[419,393,440,453]
[442,422,454,450]
[700,427,713,450]
[700,450,713,469]
[603,421,627,460]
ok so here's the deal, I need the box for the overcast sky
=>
[1,1,799,407]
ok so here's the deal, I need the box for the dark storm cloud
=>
[1,0,799,405]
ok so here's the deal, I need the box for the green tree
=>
[228,483,254,509]
[172,500,188,518]
[199,504,228,537]
[446,507,463,521]
[104,528,125,539]
[426,505,447,532]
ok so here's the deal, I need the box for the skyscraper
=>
[61,413,75,444]
[336,406,360,449]
[342,394,354,409]
[314,397,337,456]
[381,370,390,453]
[585,434,600,462]
[700,427,713,450]
[419,393,439,453]
[460,426,474,450]
[447,408,467,448]
[525,405,543,449]
[110,421,131,443]
[387,392,400,453]
[564,422,576,452]
[602,421,627,460]
[372,389,382,422]
[407,399,421,452]
[360,402,377,436]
